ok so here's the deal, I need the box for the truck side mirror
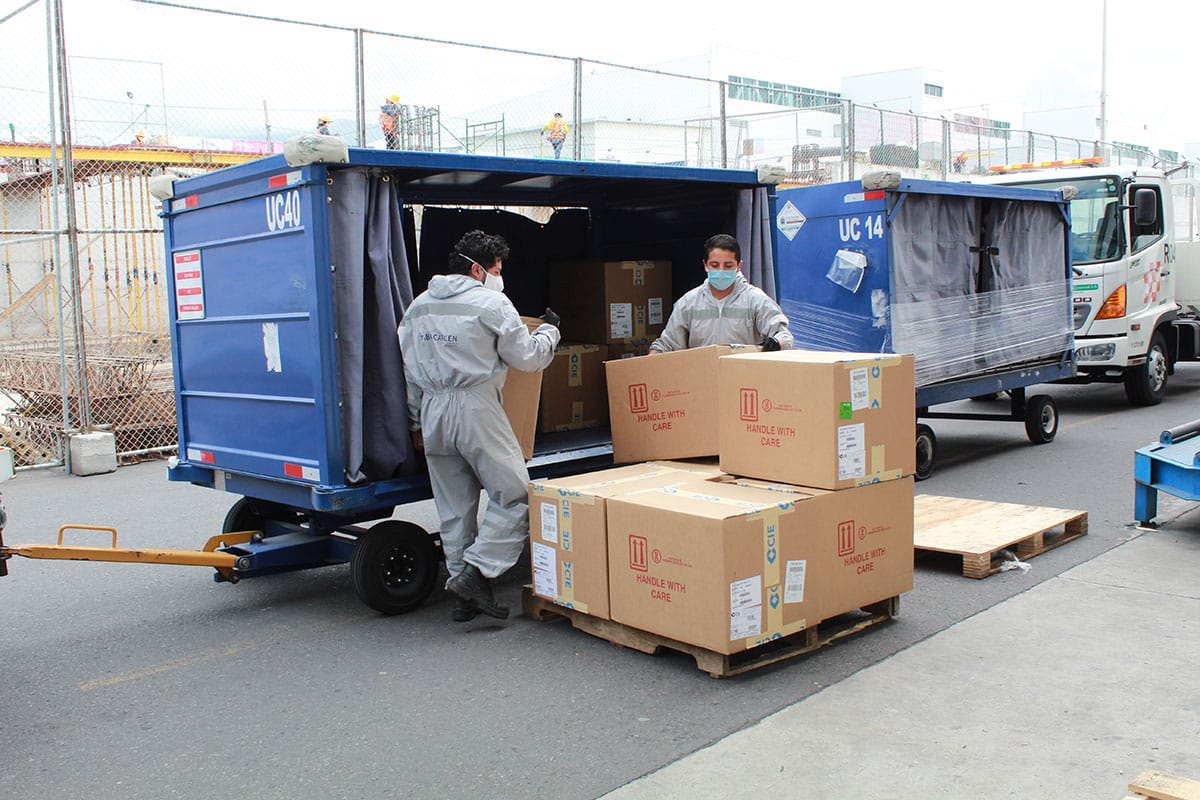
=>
[1133,188,1158,227]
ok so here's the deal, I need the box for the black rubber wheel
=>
[1023,394,1058,444]
[222,497,307,535]
[915,423,936,481]
[1123,331,1169,406]
[350,521,439,615]
[222,497,262,534]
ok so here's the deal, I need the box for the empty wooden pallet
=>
[914,495,1088,578]
[1126,769,1200,800]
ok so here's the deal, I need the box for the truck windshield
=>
[1010,176,1122,264]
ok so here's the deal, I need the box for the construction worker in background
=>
[380,95,401,149]
[131,131,146,145]
[542,112,568,159]
[953,152,968,173]
[398,230,561,622]
[316,116,333,135]
[649,233,793,354]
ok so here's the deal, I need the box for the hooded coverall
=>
[648,272,794,352]
[398,274,559,581]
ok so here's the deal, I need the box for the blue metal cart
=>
[1134,419,1200,525]
[151,147,776,613]
[773,176,1076,478]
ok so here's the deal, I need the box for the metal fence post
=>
[845,100,855,181]
[719,80,727,169]
[51,0,89,432]
[572,58,582,161]
[942,117,951,180]
[354,28,366,147]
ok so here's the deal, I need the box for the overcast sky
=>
[171,0,1193,150]
[5,0,1194,151]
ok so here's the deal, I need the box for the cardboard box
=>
[527,463,715,619]
[719,350,915,489]
[501,367,543,460]
[538,344,609,433]
[549,261,672,345]
[605,345,758,464]
[606,477,914,654]
[607,342,652,360]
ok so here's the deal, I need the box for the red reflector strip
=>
[284,463,303,478]
[268,170,302,189]
[198,451,214,463]
[184,195,198,208]
[864,190,885,200]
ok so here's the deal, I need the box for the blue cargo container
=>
[773,176,1076,478]
[160,147,777,612]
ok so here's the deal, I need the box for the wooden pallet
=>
[1127,770,1200,800]
[914,495,1088,578]
[523,588,898,678]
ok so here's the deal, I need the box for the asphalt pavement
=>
[2,370,1199,799]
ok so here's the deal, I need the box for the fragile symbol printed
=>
[837,520,855,556]
[740,388,759,421]
[629,383,649,414]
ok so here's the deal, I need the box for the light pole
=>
[1099,0,1108,159]
[126,90,134,137]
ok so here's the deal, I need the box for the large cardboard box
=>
[527,463,722,619]
[719,350,915,489]
[501,367,542,460]
[606,345,758,464]
[538,344,608,433]
[606,477,915,654]
[549,261,672,345]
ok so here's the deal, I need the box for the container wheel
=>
[222,498,262,534]
[1123,331,1169,406]
[915,423,936,481]
[351,521,439,615]
[222,497,308,537]
[1023,394,1058,444]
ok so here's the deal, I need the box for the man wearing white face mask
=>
[649,233,793,354]
[398,230,560,621]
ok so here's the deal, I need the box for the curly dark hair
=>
[448,230,510,274]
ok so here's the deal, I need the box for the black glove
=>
[542,307,561,327]
[760,336,782,352]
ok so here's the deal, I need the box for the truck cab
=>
[987,159,1200,404]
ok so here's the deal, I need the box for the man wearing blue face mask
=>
[648,233,793,354]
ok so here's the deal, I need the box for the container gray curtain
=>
[328,169,417,483]
[737,187,777,299]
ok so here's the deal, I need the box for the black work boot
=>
[452,595,480,623]
[446,564,510,620]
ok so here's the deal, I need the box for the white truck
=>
[985,158,1200,405]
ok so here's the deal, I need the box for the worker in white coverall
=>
[398,230,560,621]
[648,233,793,354]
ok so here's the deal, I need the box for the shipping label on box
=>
[528,463,717,620]
[606,478,913,654]
[549,261,672,345]
[719,350,915,489]
[538,344,608,433]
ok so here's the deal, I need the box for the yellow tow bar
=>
[0,524,256,581]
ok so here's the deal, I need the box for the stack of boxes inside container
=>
[529,335,918,656]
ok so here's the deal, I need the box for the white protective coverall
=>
[398,274,559,581]
[648,272,794,353]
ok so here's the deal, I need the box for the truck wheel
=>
[915,424,936,481]
[351,521,438,615]
[1023,395,1058,444]
[1123,331,1169,406]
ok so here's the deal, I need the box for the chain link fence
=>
[1,0,1191,468]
